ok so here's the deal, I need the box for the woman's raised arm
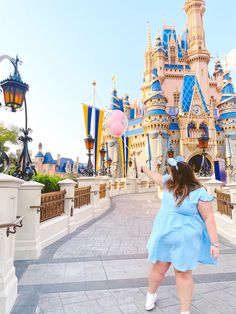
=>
[141,166,163,187]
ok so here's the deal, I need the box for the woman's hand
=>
[210,246,219,260]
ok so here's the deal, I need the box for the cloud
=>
[225,49,236,71]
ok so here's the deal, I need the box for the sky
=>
[0,0,235,162]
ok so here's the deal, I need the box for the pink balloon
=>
[106,116,114,128]
[111,110,125,121]
[109,121,125,137]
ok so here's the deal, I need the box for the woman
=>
[141,157,219,314]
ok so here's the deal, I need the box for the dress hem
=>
[147,257,217,272]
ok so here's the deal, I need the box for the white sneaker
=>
[145,292,158,311]
[180,312,190,314]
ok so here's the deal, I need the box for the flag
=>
[82,103,93,137]
[94,108,105,173]
[124,136,130,177]
[118,137,125,177]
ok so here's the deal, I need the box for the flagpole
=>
[92,80,96,108]
[91,81,96,175]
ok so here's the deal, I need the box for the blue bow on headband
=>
[167,156,185,170]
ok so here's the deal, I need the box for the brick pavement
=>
[11,193,236,313]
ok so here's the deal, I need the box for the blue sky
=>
[0,0,235,162]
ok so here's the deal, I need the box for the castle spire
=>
[184,0,210,102]
[147,21,152,52]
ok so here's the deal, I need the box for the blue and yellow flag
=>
[82,104,93,137]
[124,136,130,177]
[118,137,125,177]
[94,108,105,172]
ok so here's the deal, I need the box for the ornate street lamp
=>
[167,145,175,158]
[197,135,212,177]
[106,157,112,177]
[84,134,95,176]
[0,55,36,181]
[99,145,106,176]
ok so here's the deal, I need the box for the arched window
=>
[199,123,209,137]
[187,122,196,138]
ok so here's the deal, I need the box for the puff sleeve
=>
[190,187,214,204]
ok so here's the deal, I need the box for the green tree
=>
[34,174,62,193]
[0,123,20,152]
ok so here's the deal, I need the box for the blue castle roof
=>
[218,112,236,121]
[151,68,162,93]
[42,152,57,164]
[154,35,165,53]
[110,88,124,111]
[123,95,130,108]
[169,122,179,130]
[220,72,236,104]
[215,124,224,132]
[214,60,223,75]
[180,75,209,113]
[57,158,74,173]
[145,68,167,103]
[145,109,169,116]
[181,29,188,51]
[162,28,183,59]
[35,151,44,158]
[165,64,190,70]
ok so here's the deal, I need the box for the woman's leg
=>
[174,268,193,312]
[148,261,171,293]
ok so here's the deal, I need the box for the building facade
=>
[34,143,85,177]
[103,0,236,177]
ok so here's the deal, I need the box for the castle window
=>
[170,46,176,64]
[173,91,180,106]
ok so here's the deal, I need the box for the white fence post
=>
[0,174,24,314]
[58,179,77,233]
[15,181,44,260]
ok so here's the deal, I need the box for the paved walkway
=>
[12,193,236,314]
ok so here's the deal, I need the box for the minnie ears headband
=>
[167,156,185,170]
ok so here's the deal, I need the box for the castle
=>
[103,0,236,178]
[34,143,86,177]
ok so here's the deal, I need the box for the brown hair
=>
[166,161,202,206]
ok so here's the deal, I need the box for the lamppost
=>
[99,145,106,176]
[197,135,212,177]
[167,145,175,158]
[164,144,175,173]
[106,157,112,177]
[128,152,138,179]
[0,55,36,181]
[84,134,95,176]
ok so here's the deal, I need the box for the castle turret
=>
[35,142,44,174]
[143,68,170,171]
[213,59,224,91]
[123,94,130,119]
[185,0,210,102]
[142,24,154,103]
[153,32,165,77]
[217,72,236,170]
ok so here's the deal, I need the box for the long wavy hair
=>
[166,161,202,206]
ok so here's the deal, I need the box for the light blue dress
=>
[147,174,217,271]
